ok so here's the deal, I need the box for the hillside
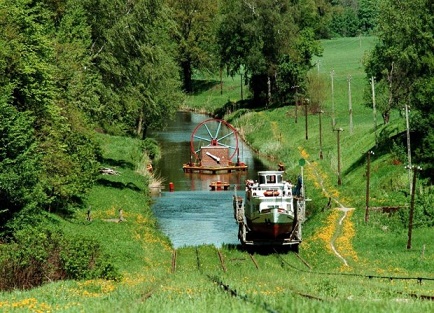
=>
[1,37,434,312]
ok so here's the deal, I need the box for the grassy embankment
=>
[1,36,434,312]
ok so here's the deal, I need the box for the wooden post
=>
[405,104,412,195]
[319,110,324,160]
[348,75,353,134]
[240,72,243,100]
[330,70,336,128]
[334,128,344,185]
[407,165,421,249]
[365,151,374,222]
[370,76,377,145]
[304,98,309,140]
[119,209,125,222]
[291,85,299,123]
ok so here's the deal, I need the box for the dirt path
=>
[304,157,356,266]
[331,207,354,266]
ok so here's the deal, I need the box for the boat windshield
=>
[258,174,283,184]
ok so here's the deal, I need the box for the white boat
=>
[233,170,305,248]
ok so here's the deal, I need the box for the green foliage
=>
[141,138,161,161]
[0,0,185,226]
[328,0,379,37]
[0,100,42,231]
[0,224,120,291]
[0,0,102,219]
[217,0,323,105]
[397,187,434,229]
[83,0,182,138]
[39,129,101,212]
[167,0,219,92]
[59,234,119,280]
[389,140,407,165]
[329,6,360,37]
[366,0,434,178]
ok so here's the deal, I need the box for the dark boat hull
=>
[246,219,294,239]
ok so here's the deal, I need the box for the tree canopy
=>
[167,0,219,93]
[217,0,322,106]
[0,0,182,231]
[365,0,434,178]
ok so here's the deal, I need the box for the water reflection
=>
[151,191,239,247]
[149,111,269,248]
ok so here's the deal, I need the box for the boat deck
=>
[183,163,248,174]
[209,181,230,190]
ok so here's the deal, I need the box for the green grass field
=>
[1,36,434,312]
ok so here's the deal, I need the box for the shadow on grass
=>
[223,243,297,255]
[99,157,135,171]
[191,79,221,95]
[344,129,407,176]
[96,178,141,192]
[213,98,276,121]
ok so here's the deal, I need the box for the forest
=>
[1,0,434,291]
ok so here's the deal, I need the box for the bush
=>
[0,225,120,291]
[141,138,160,161]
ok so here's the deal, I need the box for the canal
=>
[149,111,270,248]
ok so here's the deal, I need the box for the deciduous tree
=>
[217,0,322,106]
[166,0,219,93]
[82,0,182,138]
[366,0,434,177]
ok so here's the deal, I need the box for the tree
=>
[0,0,100,214]
[166,0,219,93]
[366,0,434,177]
[82,0,183,138]
[217,0,322,106]
[329,6,359,37]
[0,98,42,233]
[358,0,378,34]
[326,0,379,37]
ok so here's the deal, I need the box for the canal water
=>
[149,112,270,248]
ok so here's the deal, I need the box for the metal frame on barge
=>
[182,118,248,174]
[183,162,248,174]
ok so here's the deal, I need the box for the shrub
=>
[141,138,160,161]
[0,225,120,291]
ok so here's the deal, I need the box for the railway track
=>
[162,245,434,309]
[169,246,325,310]
[171,246,260,274]
[273,249,434,302]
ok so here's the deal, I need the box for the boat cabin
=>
[245,171,292,198]
[258,172,283,185]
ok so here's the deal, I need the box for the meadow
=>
[1,36,434,312]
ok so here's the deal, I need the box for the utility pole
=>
[240,72,243,100]
[370,76,377,145]
[330,70,336,128]
[406,165,421,249]
[318,109,324,160]
[334,127,344,185]
[348,75,353,134]
[405,104,412,194]
[304,98,309,140]
[291,85,299,123]
[365,151,374,222]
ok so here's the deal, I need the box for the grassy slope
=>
[1,37,434,312]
